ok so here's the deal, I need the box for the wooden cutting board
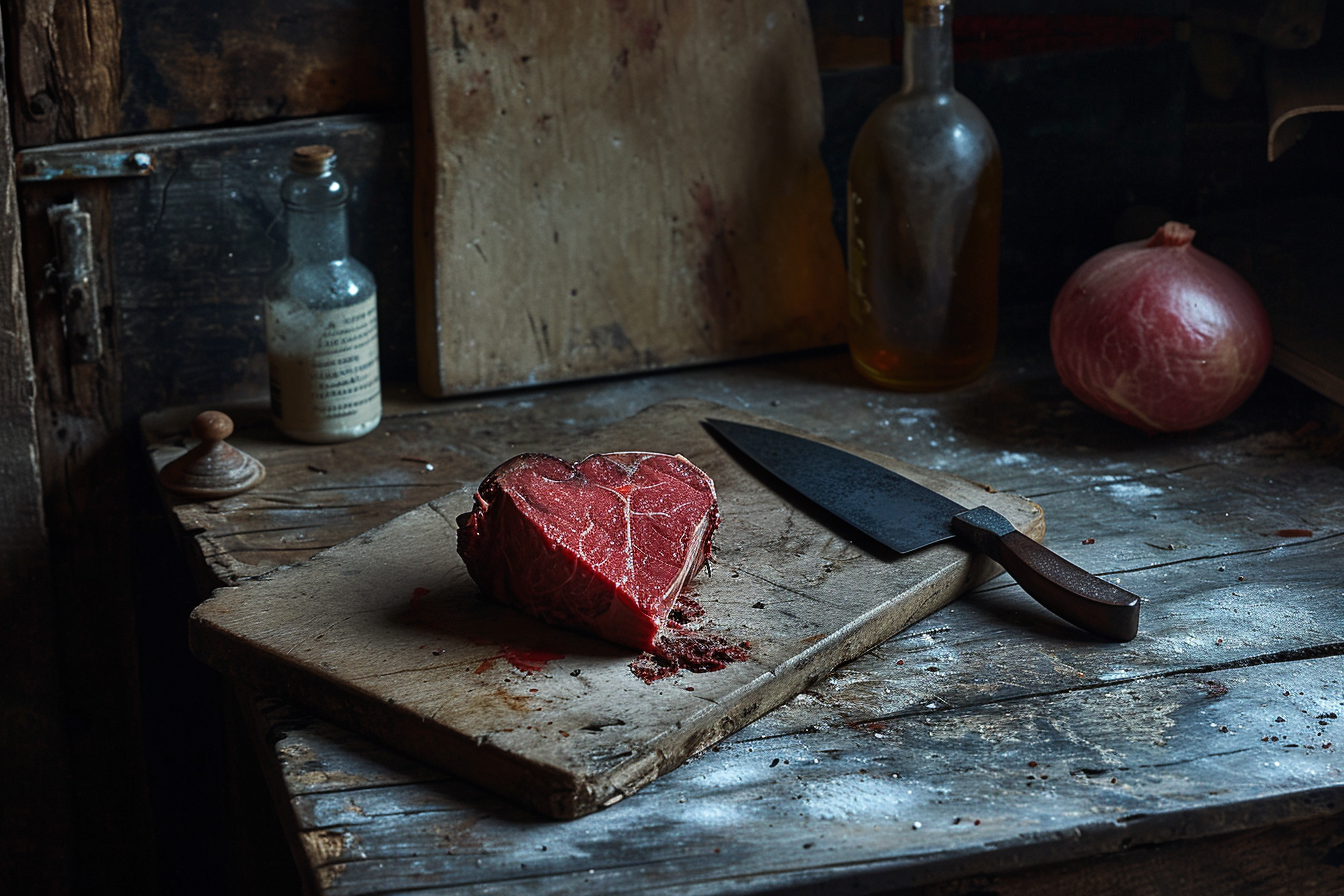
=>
[188,399,1044,818]
[411,0,846,396]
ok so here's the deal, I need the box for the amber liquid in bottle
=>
[847,0,1001,391]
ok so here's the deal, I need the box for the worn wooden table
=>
[143,340,1344,895]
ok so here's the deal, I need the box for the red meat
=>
[456,452,720,651]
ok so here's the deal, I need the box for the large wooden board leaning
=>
[188,400,1044,818]
[411,1,846,396]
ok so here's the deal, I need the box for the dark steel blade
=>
[703,418,965,554]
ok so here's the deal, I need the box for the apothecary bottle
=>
[264,145,382,443]
[846,0,1001,391]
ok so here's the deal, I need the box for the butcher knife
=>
[702,418,1140,642]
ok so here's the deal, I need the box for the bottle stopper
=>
[160,411,266,499]
[290,144,336,174]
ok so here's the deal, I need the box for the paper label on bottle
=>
[267,295,381,441]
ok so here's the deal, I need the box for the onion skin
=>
[1050,222,1273,434]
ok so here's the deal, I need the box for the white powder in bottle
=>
[264,144,382,443]
[266,295,381,443]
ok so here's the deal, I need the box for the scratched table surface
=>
[142,341,1344,896]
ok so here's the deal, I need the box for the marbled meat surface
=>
[456,452,720,651]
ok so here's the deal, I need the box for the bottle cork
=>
[290,144,336,174]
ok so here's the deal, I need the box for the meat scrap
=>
[630,593,750,684]
[456,452,720,651]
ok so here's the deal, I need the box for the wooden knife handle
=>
[951,505,1140,642]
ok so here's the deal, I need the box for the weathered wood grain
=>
[7,0,121,147]
[754,534,1344,741]
[144,349,1344,589]
[896,811,1344,896]
[5,0,412,148]
[413,0,846,396]
[245,655,1343,895]
[0,32,73,886]
[189,399,1043,818]
[144,341,1344,893]
[118,0,411,134]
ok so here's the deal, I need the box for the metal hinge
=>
[17,145,157,364]
[16,147,155,182]
[47,201,101,364]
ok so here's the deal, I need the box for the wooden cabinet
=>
[2,3,414,891]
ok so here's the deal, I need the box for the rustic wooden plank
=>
[895,811,1344,896]
[248,511,1344,792]
[6,0,411,148]
[118,0,411,134]
[144,347,1344,590]
[250,692,452,795]
[7,0,121,147]
[755,533,1344,742]
[413,0,846,396]
[189,399,1045,819]
[956,456,1344,578]
[253,654,1343,895]
[0,37,73,887]
[148,337,1344,892]
[242,523,1344,832]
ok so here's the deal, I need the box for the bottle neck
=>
[285,203,350,263]
[902,2,954,95]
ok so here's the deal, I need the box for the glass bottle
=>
[846,0,1001,391]
[264,145,382,443]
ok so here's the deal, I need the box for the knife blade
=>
[703,418,1140,642]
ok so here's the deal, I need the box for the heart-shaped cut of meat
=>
[456,452,720,651]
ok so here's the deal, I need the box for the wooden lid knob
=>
[192,410,233,443]
[160,411,265,499]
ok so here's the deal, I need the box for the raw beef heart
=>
[456,452,720,651]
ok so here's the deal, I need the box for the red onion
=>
[1050,222,1272,434]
